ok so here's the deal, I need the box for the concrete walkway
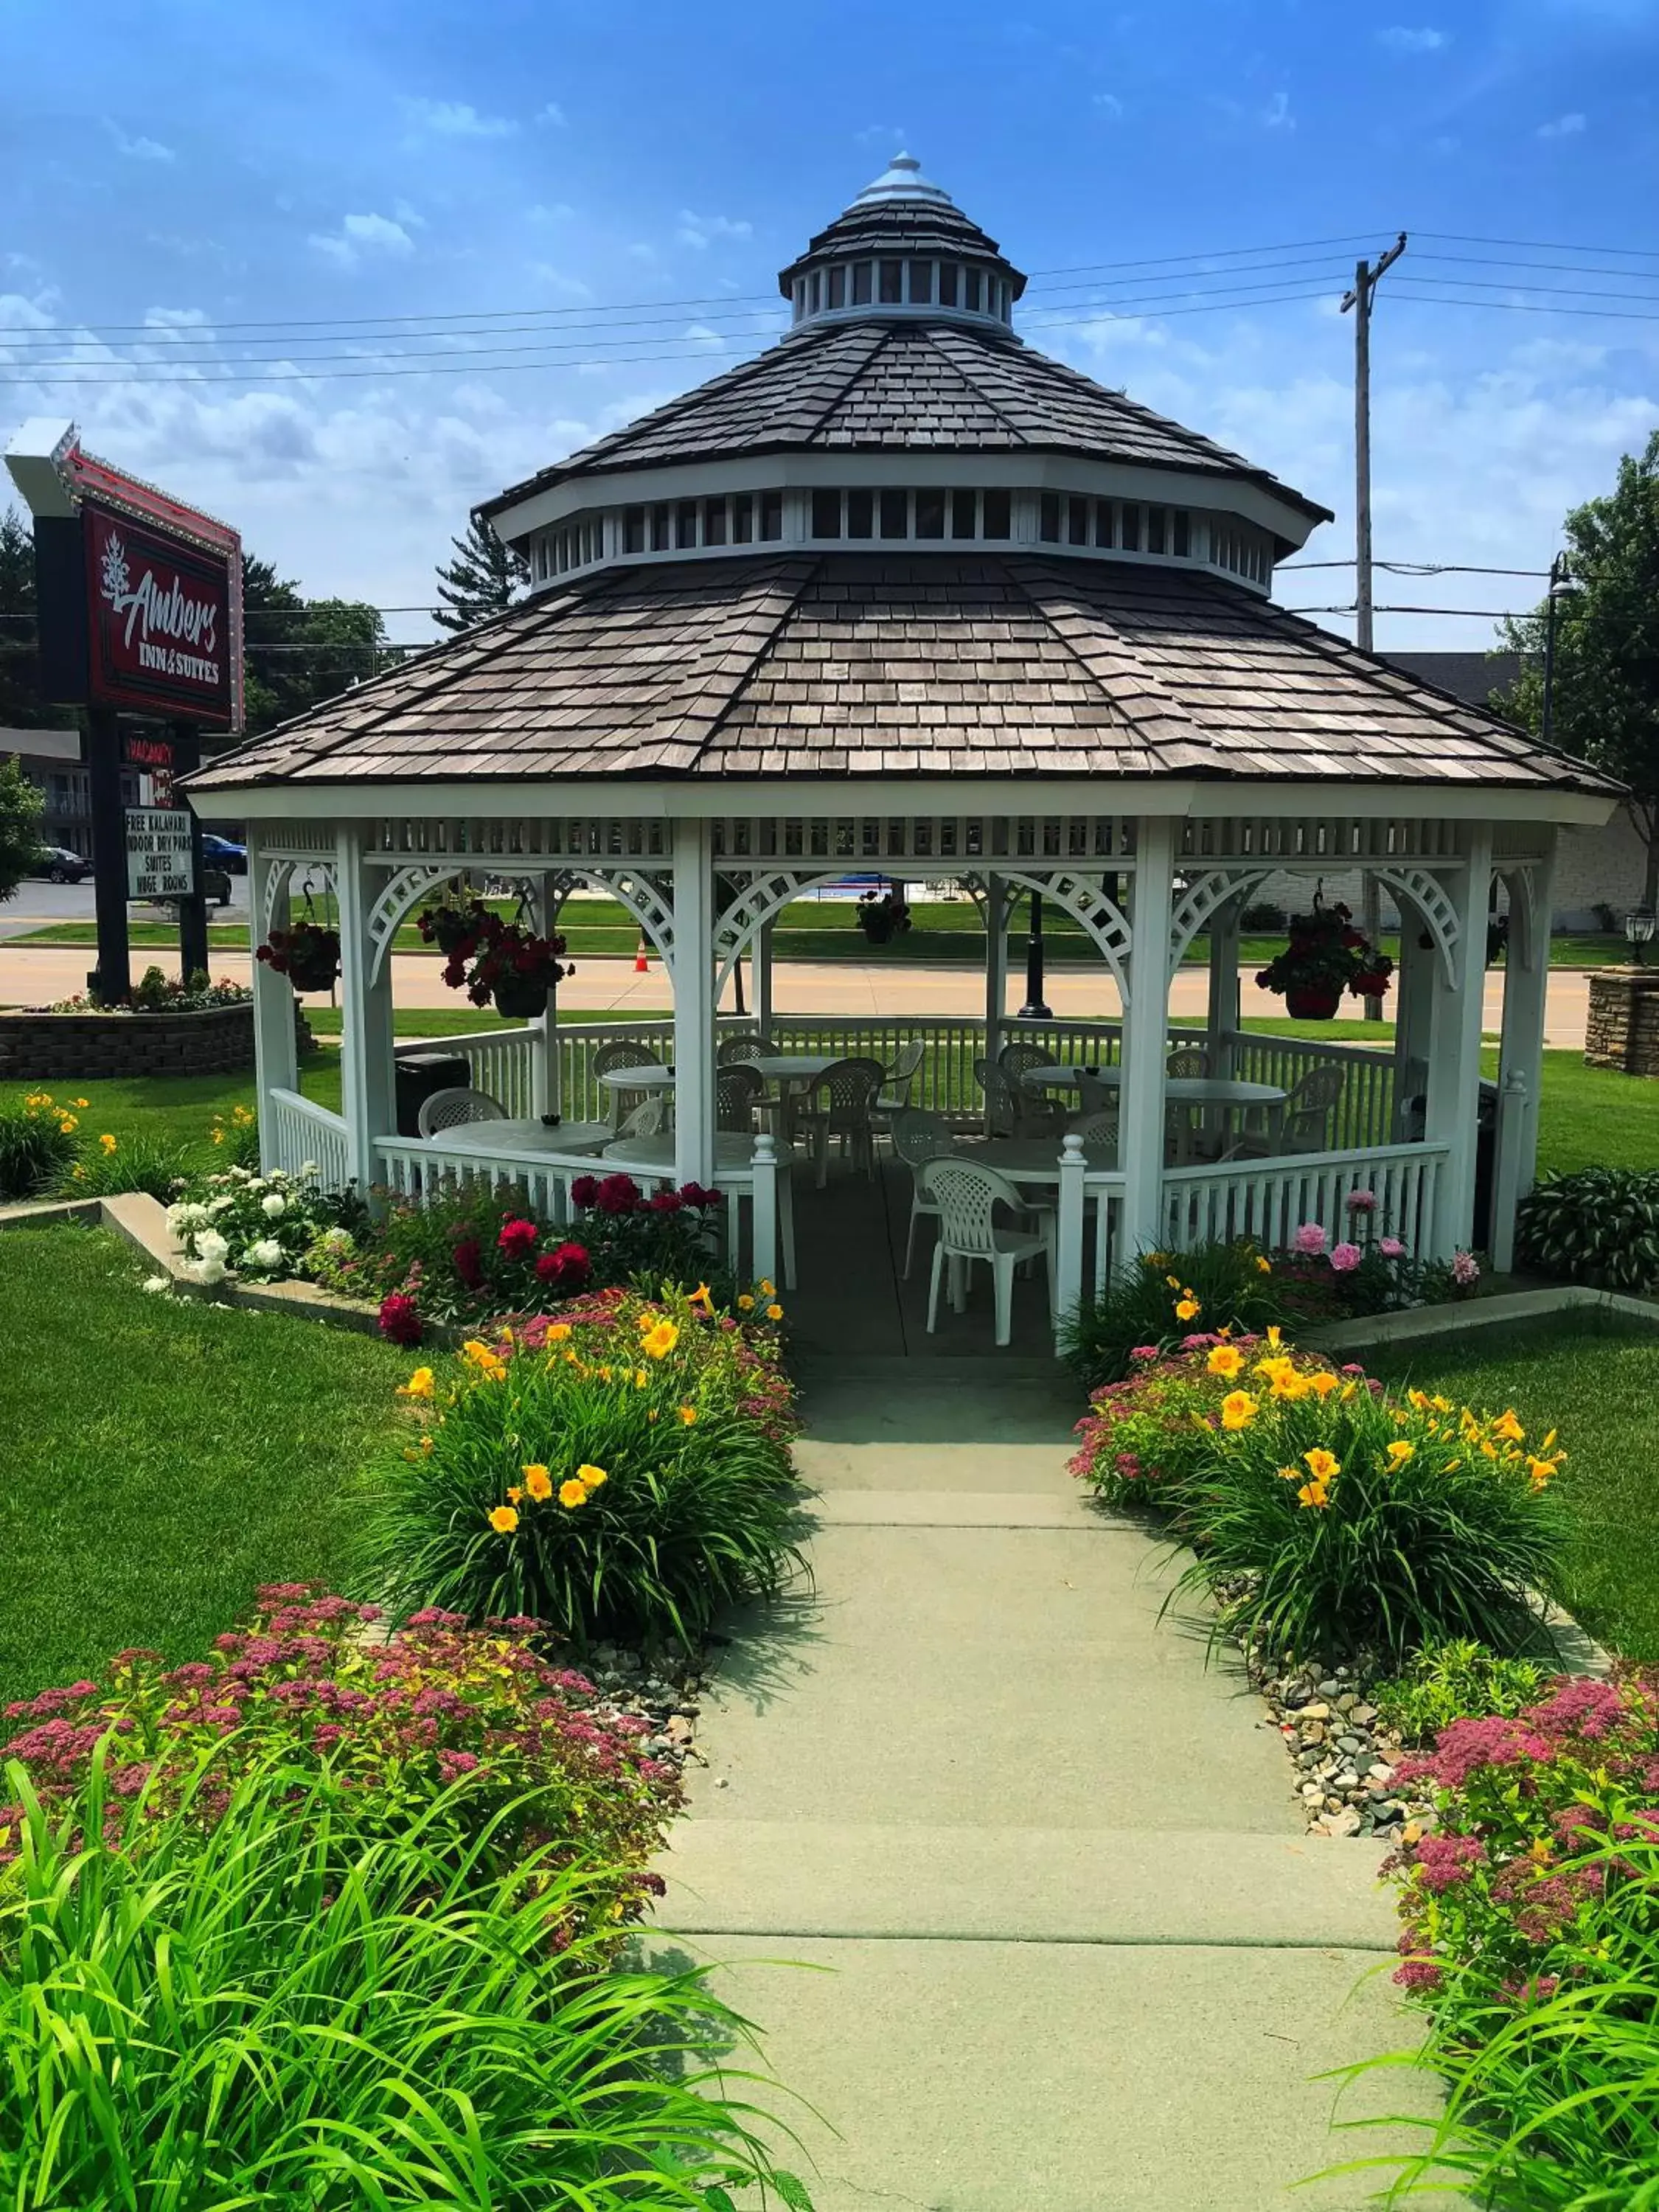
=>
[649,1368,1457,2211]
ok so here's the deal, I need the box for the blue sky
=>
[3,0,1656,650]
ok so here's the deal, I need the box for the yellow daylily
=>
[1303,1447,1340,1483]
[1206,1343,1245,1379]
[523,1464,553,1500]
[488,1505,519,1534]
[558,1479,588,1508]
[1220,1391,1259,1430]
[397,1368,436,1401]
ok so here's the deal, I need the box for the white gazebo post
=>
[1423,825,1494,1259]
[752,919,774,1035]
[334,825,396,1200]
[1391,925,1435,1140]
[248,836,298,1172]
[672,817,716,1189]
[1206,894,1242,1079]
[1489,838,1557,1268]
[1117,815,1177,1263]
[530,869,557,1121]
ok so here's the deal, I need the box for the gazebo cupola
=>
[777,153,1026,331]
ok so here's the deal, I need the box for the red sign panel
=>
[83,500,235,728]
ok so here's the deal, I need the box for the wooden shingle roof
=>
[189,553,1615,798]
[482,321,1331,524]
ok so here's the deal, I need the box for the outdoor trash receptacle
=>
[395,1051,472,1135]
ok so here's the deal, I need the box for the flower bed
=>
[361,1286,801,1646]
[1373,1669,1659,2205]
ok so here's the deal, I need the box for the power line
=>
[1413,228,1659,260]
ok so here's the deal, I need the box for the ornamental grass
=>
[358,1287,804,1647]
[0,1753,815,2210]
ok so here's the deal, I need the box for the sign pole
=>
[86,706,131,1005]
[168,721,210,983]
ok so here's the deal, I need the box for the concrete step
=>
[793,1436,1082,1495]
[656,1818,1399,1950]
[807,1486,1113,1528]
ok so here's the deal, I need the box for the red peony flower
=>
[648,1189,684,1214]
[497,1217,539,1261]
[451,1236,484,1290]
[534,1239,591,1289]
[378,1292,422,1346]
[677,1180,724,1208]
[568,1175,599,1208]
[595,1173,642,1215]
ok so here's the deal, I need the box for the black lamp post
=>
[1018,890,1052,1019]
[1626,909,1658,967]
[1540,553,1578,744]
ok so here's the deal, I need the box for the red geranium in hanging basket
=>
[255,921,341,995]
[420,897,568,1018]
[1255,899,1393,1020]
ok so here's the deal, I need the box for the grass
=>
[1362,1315,1659,1663]
[0,1222,409,1708]
[13,905,1632,968]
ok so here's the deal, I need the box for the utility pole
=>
[1342,232,1407,1020]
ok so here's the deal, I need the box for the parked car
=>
[198,832,247,872]
[150,867,232,913]
[29,845,92,883]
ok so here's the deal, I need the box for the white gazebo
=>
[186,156,1618,1341]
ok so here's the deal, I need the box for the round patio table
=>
[748,1053,841,1085]
[428,1117,614,1158]
[597,1063,676,1093]
[1018,1065,1288,1111]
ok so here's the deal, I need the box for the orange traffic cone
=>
[634,937,649,973]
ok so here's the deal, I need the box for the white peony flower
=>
[261,1192,286,1217]
[142,1274,171,1294]
[321,1225,354,1253]
[166,1201,211,1234]
[299,1161,320,1179]
[247,1237,285,1270]
[209,1194,236,1214]
[195,1229,230,1267]
[182,1256,226,1287]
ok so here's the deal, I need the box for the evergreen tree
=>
[0,504,50,728]
[434,513,527,633]
[1498,431,1659,904]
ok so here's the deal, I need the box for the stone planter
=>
[1584,966,1659,1077]
[0,1001,314,1082]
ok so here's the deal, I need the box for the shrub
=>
[1373,1671,1659,2208]
[167,1163,338,1285]
[1371,1638,1551,1746]
[1516,1165,1659,1294]
[358,1287,802,1646]
[0,1088,85,1200]
[1238,901,1287,932]
[1069,1336,1289,1509]
[1059,1242,1281,1388]
[0,1588,675,1919]
[312,1173,728,1339]
[0,1754,815,2210]
[1170,1355,1571,1666]
[63,1127,192,1200]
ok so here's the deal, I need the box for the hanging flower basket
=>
[256,922,341,995]
[422,897,568,1015]
[1256,898,1392,1018]
[855,890,912,947]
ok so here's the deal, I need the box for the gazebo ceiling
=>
[188,553,1616,798]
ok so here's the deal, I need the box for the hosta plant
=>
[359,1287,801,1646]
[1515,1165,1659,1294]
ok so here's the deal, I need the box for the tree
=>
[239,554,391,737]
[0,753,44,903]
[433,513,527,633]
[1498,430,1659,904]
[0,504,51,728]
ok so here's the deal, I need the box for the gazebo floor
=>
[780,1158,1062,1367]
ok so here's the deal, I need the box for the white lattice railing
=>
[1159,1141,1448,1258]
[268,1088,351,1190]
[1220,1030,1397,1152]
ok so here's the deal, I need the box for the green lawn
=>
[0,1224,408,1709]
[1363,1316,1659,1663]
[15,905,1632,970]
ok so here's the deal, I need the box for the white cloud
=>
[400,97,517,139]
[528,263,593,300]
[529,201,576,223]
[1379,25,1447,52]
[1537,111,1587,138]
[675,209,754,250]
[107,125,175,161]
[1093,92,1125,119]
[535,102,567,127]
[308,212,416,267]
[855,122,908,147]
[684,323,727,349]
[1261,90,1295,131]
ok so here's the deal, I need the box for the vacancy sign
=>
[126,808,195,900]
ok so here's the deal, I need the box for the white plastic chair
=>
[797,1057,886,1187]
[417,1088,507,1138]
[1279,1061,1347,1150]
[1065,1106,1120,1166]
[919,1156,1054,1349]
[872,1037,926,1128]
[717,1032,773,1065]
[594,1037,664,1128]
[1166,1046,1211,1079]
[615,1094,668,1141]
[975,1056,1058,1139]
[1074,1069,1114,1115]
[716,1062,765,1134]
[891,1107,957,1278]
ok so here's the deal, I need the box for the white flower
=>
[166,1201,211,1234]
[142,1274,171,1294]
[182,1256,226,1287]
[299,1161,320,1179]
[247,1237,285,1271]
[321,1226,354,1253]
[195,1229,230,1267]
[209,1194,236,1214]
[261,1192,286,1217]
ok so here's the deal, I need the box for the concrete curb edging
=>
[1310,1281,1659,1355]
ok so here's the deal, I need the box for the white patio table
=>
[746,1052,844,1141]
[425,1117,614,1158]
[597,1060,676,1129]
[1018,1065,1289,1113]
